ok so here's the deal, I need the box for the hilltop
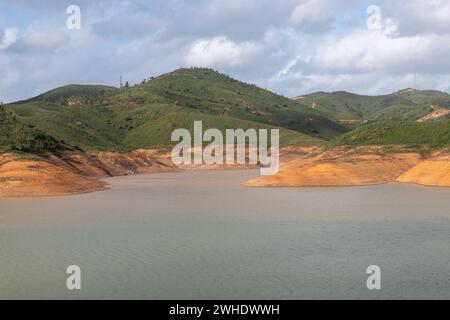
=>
[13,85,118,106]
[109,68,348,139]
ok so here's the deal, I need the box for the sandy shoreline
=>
[1,146,450,197]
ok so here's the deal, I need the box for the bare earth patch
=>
[245,146,450,188]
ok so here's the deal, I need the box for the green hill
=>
[14,85,118,106]
[297,89,450,123]
[108,68,348,139]
[394,89,450,108]
[0,105,67,153]
[336,121,450,148]
[4,68,347,151]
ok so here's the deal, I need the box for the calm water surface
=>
[0,170,449,299]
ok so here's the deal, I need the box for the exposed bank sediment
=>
[0,157,107,197]
[245,147,450,188]
[0,149,176,197]
[2,146,450,197]
[397,153,450,187]
[0,148,257,197]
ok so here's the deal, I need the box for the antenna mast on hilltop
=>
[120,76,123,89]
[413,47,418,90]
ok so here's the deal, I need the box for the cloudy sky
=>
[1,0,450,102]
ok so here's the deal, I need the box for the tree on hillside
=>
[0,104,6,122]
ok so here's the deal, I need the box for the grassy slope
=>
[395,89,450,108]
[336,121,450,148]
[0,105,66,153]
[123,112,324,148]
[300,89,450,122]
[8,102,123,150]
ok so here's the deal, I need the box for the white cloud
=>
[312,27,450,75]
[289,0,335,31]
[91,2,165,39]
[289,0,358,32]
[0,28,18,49]
[394,0,450,35]
[184,36,258,68]
[161,0,298,41]
[1,0,450,102]
[8,24,68,54]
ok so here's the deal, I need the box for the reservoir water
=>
[1,170,449,299]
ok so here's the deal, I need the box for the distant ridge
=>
[13,84,118,105]
[393,88,416,95]
[294,88,450,122]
